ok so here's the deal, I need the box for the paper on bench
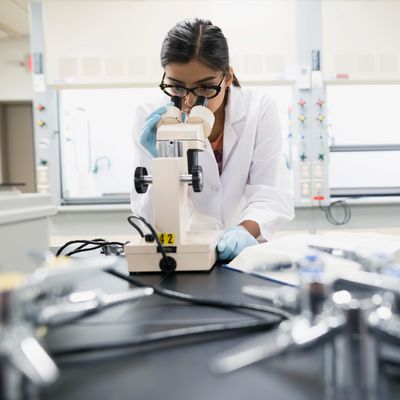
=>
[225,232,400,286]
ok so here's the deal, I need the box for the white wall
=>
[0,109,4,181]
[322,1,400,81]
[42,0,400,86]
[42,0,297,86]
[0,36,33,100]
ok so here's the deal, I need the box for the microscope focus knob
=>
[134,166,149,194]
[191,165,203,193]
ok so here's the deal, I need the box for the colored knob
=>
[298,99,306,107]
[298,115,306,123]
[37,104,45,111]
[36,120,46,127]
[316,99,325,107]
[317,114,325,123]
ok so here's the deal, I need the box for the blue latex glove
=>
[217,226,258,261]
[140,105,169,157]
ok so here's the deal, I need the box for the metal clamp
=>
[212,266,400,400]
[1,255,153,400]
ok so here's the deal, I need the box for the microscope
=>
[125,97,221,273]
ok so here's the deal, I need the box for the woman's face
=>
[163,59,233,115]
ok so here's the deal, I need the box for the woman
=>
[131,18,294,261]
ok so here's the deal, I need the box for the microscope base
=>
[125,230,221,272]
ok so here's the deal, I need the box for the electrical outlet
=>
[301,181,310,197]
[301,164,310,179]
[314,162,323,178]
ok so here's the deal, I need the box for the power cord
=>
[55,243,293,319]
[319,200,351,225]
[56,238,125,257]
[127,214,168,261]
[51,225,295,363]
[50,318,279,359]
[55,215,293,322]
[127,216,144,237]
[106,268,293,320]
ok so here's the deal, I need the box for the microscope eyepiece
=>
[194,96,208,107]
[171,96,182,109]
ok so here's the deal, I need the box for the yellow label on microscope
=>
[158,233,175,245]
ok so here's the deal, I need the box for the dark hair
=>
[160,18,240,87]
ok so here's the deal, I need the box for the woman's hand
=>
[217,225,258,261]
[139,105,168,157]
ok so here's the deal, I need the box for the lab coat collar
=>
[226,86,246,125]
[223,86,245,169]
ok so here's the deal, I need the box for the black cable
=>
[66,244,116,257]
[66,239,111,256]
[106,269,293,320]
[319,200,351,226]
[127,215,145,237]
[56,238,105,256]
[56,239,125,257]
[70,241,99,253]
[50,318,279,358]
[50,237,294,364]
[128,215,167,261]
[56,214,293,321]
[55,243,292,319]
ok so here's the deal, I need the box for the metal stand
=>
[212,266,400,400]
[0,256,153,399]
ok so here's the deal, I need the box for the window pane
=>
[327,85,400,146]
[329,151,400,190]
[59,88,161,199]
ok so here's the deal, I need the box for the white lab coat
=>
[130,86,294,240]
